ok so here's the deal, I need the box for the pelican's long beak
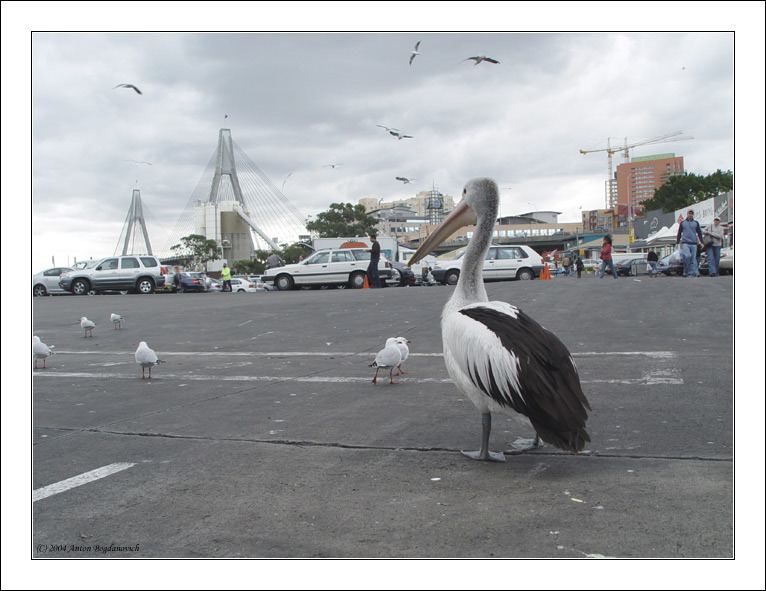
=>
[407,200,477,267]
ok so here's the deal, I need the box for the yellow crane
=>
[580,131,694,208]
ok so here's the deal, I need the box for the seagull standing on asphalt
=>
[135,341,165,379]
[110,313,124,330]
[33,336,55,369]
[80,317,96,338]
[409,41,421,65]
[113,83,143,94]
[394,337,411,375]
[370,338,403,385]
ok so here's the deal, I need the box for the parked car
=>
[261,247,393,291]
[718,246,734,274]
[33,267,74,296]
[229,278,259,293]
[616,257,648,277]
[58,255,165,295]
[176,272,208,292]
[657,253,684,276]
[430,244,544,285]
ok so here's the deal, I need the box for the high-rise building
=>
[616,153,685,216]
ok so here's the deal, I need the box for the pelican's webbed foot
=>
[507,435,542,454]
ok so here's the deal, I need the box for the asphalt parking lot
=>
[29,275,735,562]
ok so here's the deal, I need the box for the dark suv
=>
[59,255,165,295]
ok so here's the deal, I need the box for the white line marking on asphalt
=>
[34,372,681,386]
[33,462,136,502]
[51,350,677,358]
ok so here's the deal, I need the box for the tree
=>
[170,234,219,268]
[640,169,733,213]
[305,203,378,238]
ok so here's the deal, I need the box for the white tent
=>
[647,224,679,244]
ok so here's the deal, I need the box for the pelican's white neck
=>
[448,212,494,312]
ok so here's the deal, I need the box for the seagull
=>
[462,55,500,66]
[135,341,165,379]
[324,163,343,169]
[394,337,411,375]
[33,336,55,369]
[80,317,96,338]
[409,41,421,65]
[110,313,124,330]
[370,338,403,385]
[282,172,292,192]
[407,178,590,462]
[396,177,418,184]
[113,83,143,94]
[389,130,413,140]
[123,160,152,165]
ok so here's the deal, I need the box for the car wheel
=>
[33,284,48,297]
[72,279,90,296]
[517,268,534,281]
[349,272,367,289]
[275,274,294,291]
[445,270,459,286]
[237,289,245,292]
[137,278,155,294]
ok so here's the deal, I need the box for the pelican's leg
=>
[508,435,542,453]
[462,412,506,462]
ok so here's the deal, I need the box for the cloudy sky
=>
[4,4,762,274]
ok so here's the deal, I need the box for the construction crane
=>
[580,131,694,208]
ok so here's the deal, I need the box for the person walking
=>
[221,263,232,292]
[366,234,382,288]
[562,255,570,276]
[599,235,618,279]
[703,217,725,277]
[575,255,584,278]
[647,248,659,278]
[173,266,182,293]
[675,209,704,277]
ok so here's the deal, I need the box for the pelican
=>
[394,337,411,375]
[370,338,402,385]
[408,178,590,462]
[80,317,96,338]
[33,336,55,369]
[113,83,143,94]
[462,55,500,66]
[409,41,421,65]
[135,341,165,379]
[110,313,124,329]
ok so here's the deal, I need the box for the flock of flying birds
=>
[33,314,165,379]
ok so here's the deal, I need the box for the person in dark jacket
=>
[647,248,659,278]
[575,255,584,278]
[366,235,382,288]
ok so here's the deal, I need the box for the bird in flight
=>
[462,55,500,66]
[324,163,343,169]
[396,177,417,184]
[376,125,412,140]
[123,160,152,165]
[409,41,421,65]
[113,83,143,94]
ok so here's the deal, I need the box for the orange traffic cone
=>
[540,263,551,280]
[363,275,370,289]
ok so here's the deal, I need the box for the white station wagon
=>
[261,248,393,290]
[430,244,545,285]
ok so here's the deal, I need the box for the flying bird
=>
[123,160,152,165]
[33,336,55,369]
[407,178,590,462]
[324,163,343,169]
[396,177,418,184]
[80,317,96,338]
[113,83,143,94]
[394,337,411,375]
[135,341,165,379]
[282,172,292,192]
[370,338,403,385]
[462,55,500,66]
[409,41,421,65]
[110,313,124,330]
[376,124,412,139]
